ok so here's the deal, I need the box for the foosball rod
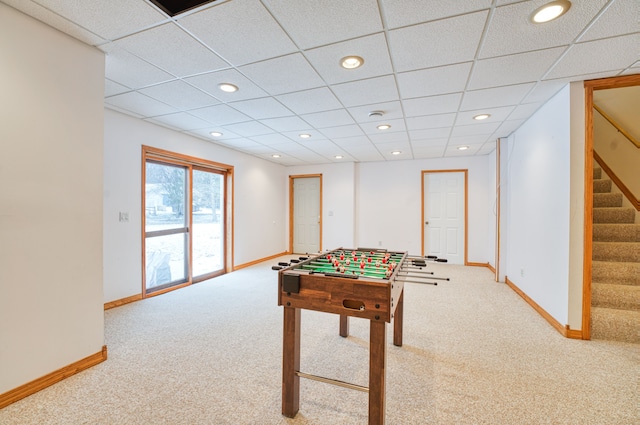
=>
[398,271,449,281]
[395,277,437,285]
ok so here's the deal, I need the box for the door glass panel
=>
[145,161,189,292]
[192,169,224,278]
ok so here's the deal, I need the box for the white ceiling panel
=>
[189,104,251,126]
[397,62,472,98]
[403,94,463,117]
[469,47,565,90]
[145,112,211,130]
[331,75,399,107]
[138,80,219,111]
[304,33,393,84]
[260,116,311,132]
[406,114,456,130]
[262,0,382,50]
[301,109,356,128]
[382,0,492,29]
[239,53,325,95]
[102,43,175,89]
[104,91,177,117]
[445,144,483,156]
[479,0,608,59]
[34,0,167,40]
[579,0,639,43]
[114,23,228,78]
[461,83,535,110]
[16,0,637,164]
[178,0,297,65]
[389,11,488,72]
[220,121,274,137]
[228,97,293,120]
[184,69,268,102]
[277,88,343,115]
[546,34,640,80]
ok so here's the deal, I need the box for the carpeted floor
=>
[1,258,638,424]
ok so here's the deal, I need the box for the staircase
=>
[591,166,640,343]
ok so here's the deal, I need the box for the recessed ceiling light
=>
[209,131,223,137]
[218,83,238,93]
[299,133,311,139]
[377,124,391,130]
[335,155,343,159]
[391,151,402,155]
[340,56,364,69]
[458,146,469,151]
[531,1,571,23]
[272,154,281,158]
[473,114,491,120]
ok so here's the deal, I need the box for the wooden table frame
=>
[281,290,404,425]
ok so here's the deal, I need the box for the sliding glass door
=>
[143,149,230,296]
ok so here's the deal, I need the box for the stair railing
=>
[593,104,640,149]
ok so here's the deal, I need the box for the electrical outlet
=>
[119,212,129,222]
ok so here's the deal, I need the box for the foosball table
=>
[276,248,446,425]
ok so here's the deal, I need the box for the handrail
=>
[593,103,640,149]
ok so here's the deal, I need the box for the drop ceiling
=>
[3,0,639,165]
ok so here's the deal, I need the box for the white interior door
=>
[293,177,320,254]
[423,171,465,264]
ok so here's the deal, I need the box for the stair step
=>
[592,261,640,285]
[592,241,640,262]
[593,168,602,180]
[593,207,636,224]
[592,282,640,310]
[593,224,640,242]
[593,179,612,193]
[593,192,623,208]
[591,307,640,343]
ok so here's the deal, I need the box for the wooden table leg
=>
[339,314,349,337]
[369,320,386,425]
[393,290,404,347]
[282,307,301,418]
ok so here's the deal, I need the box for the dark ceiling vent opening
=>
[149,0,219,17]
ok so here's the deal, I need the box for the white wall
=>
[103,109,287,303]
[291,156,493,261]
[504,85,572,325]
[0,4,105,393]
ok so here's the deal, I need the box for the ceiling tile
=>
[102,43,175,89]
[343,147,385,162]
[185,69,268,102]
[397,62,472,98]
[331,75,399,107]
[460,83,535,110]
[304,33,393,84]
[479,0,608,59]
[545,33,640,80]
[189,104,251,126]
[281,130,327,142]
[188,127,244,141]
[215,138,265,149]
[227,97,293,120]
[389,10,488,72]
[509,103,543,121]
[178,0,297,65]
[412,146,446,159]
[409,127,451,140]
[406,114,456,130]
[451,122,500,137]
[104,78,130,97]
[445,143,483,156]
[104,91,177,117]
[239,54,325,95]
[492,119,525,137]
[348,101,404,123]
[145,112,211,130]
[260,116,311,132]
[250,136,301,147]
[411,138,448,148]
[220,121,274,137]
[468,47,565,90]
[319,125,365,139]
[262,0,382,49]
[522,80,568,104]
[382,0,492,29]
[403,93,463,117]
[301,109,356,128]
[455,106,516,126]
[34,0,167,40]
[114,23,228,78]
[333,136,375,148]
[579,0,639,43]
[368,131,409,144]
[138,80,219,110]
[361,118,407,135]
[2,0,106,45]
[276,87,343,114]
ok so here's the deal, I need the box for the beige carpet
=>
[1,259,638,424]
